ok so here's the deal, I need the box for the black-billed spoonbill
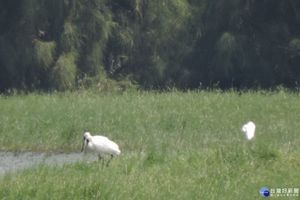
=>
[241,121,256,140]
[81,132,121,166]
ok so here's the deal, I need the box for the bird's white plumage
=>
[86,135,121,155]
[241,121,256,140]
[81,132,121,164]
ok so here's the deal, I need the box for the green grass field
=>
[0,90,299,199]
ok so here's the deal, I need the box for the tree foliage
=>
[51,52,77,91]
[0,0,300,91]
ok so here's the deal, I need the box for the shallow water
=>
[0,152,96,174]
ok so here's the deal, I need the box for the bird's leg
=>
[98,154,105,168]
[98,154,102,161]
[106,154,114,167]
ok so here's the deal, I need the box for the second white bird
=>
[241,121,256,140]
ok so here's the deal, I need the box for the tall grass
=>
[0,90,299,199]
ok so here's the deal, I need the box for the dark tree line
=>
[0,0,300,92]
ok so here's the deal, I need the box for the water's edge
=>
[0,152,96,174]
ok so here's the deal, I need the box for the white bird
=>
[81,131,121,166]
[241,121,256,140]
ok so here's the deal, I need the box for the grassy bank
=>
[0,90,299,199]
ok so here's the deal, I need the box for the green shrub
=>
[51,52,77,90]
[60,22,81,52]
[34,40,56,69]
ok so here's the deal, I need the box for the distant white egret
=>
[81,132,121,166]
[241,121,256,140]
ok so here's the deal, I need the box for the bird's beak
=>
[81,139,85,152]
